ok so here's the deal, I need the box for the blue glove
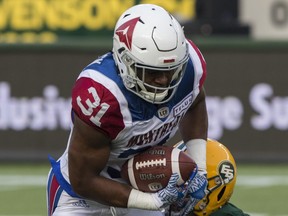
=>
[152,173,184,209]
[175,169,208,216]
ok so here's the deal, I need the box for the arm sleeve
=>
[71,76,125,139]
[187,39,207,88]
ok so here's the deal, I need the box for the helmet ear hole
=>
[217,186,226,201]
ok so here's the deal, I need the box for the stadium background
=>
[1,0,287,163]
[1,0,288,215]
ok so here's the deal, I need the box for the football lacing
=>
[135,158,166,170]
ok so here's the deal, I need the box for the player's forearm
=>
[179,88,208,141]
[70,173,132,207]
[68,144,131,207]
[71,175,163,210]
[179,87,208,171]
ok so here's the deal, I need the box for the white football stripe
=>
[127,157,139,190]
[237,175,288,187]
[0,175,46,186]
[171,148,184,185]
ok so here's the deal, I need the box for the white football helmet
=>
[113,4,189,104]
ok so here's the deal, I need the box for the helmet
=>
[193,139,237,215]
[112,4,189,104]
[173,139,237,216]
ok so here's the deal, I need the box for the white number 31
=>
[76,87,110,126]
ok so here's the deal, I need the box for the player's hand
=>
[188,169,208,199]
[175,169,208,216]
[152,173,184,209]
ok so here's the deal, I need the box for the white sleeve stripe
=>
[171,148,184,185]
[127,157,139,190]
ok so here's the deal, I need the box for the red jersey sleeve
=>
[187,39,207,88]
[71,77,125,139]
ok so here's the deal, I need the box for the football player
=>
[171,139,250,216]
[47,4,208,216]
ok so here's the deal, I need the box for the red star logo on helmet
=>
[115,17,140,50]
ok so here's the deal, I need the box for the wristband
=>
[127,189,161,210]
[186,139,207,171]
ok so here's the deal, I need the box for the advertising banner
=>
[0,0,287,162]
[203,51,288,162]
[0,0,196,44]
[0,48,287,162]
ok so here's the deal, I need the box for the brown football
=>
[121,145,197,192]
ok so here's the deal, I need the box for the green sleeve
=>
[210,202,250,216]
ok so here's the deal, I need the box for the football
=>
[120,145,197,192]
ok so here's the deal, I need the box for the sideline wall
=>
[0,46,287,162]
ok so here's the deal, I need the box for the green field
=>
[0,163,287,216]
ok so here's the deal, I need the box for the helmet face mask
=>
[113,4,189,104]
[121,50,188,103]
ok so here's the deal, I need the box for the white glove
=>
[152,173,185,209]
[127,173,185,210]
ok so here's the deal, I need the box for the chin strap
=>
[140,89,168,103]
